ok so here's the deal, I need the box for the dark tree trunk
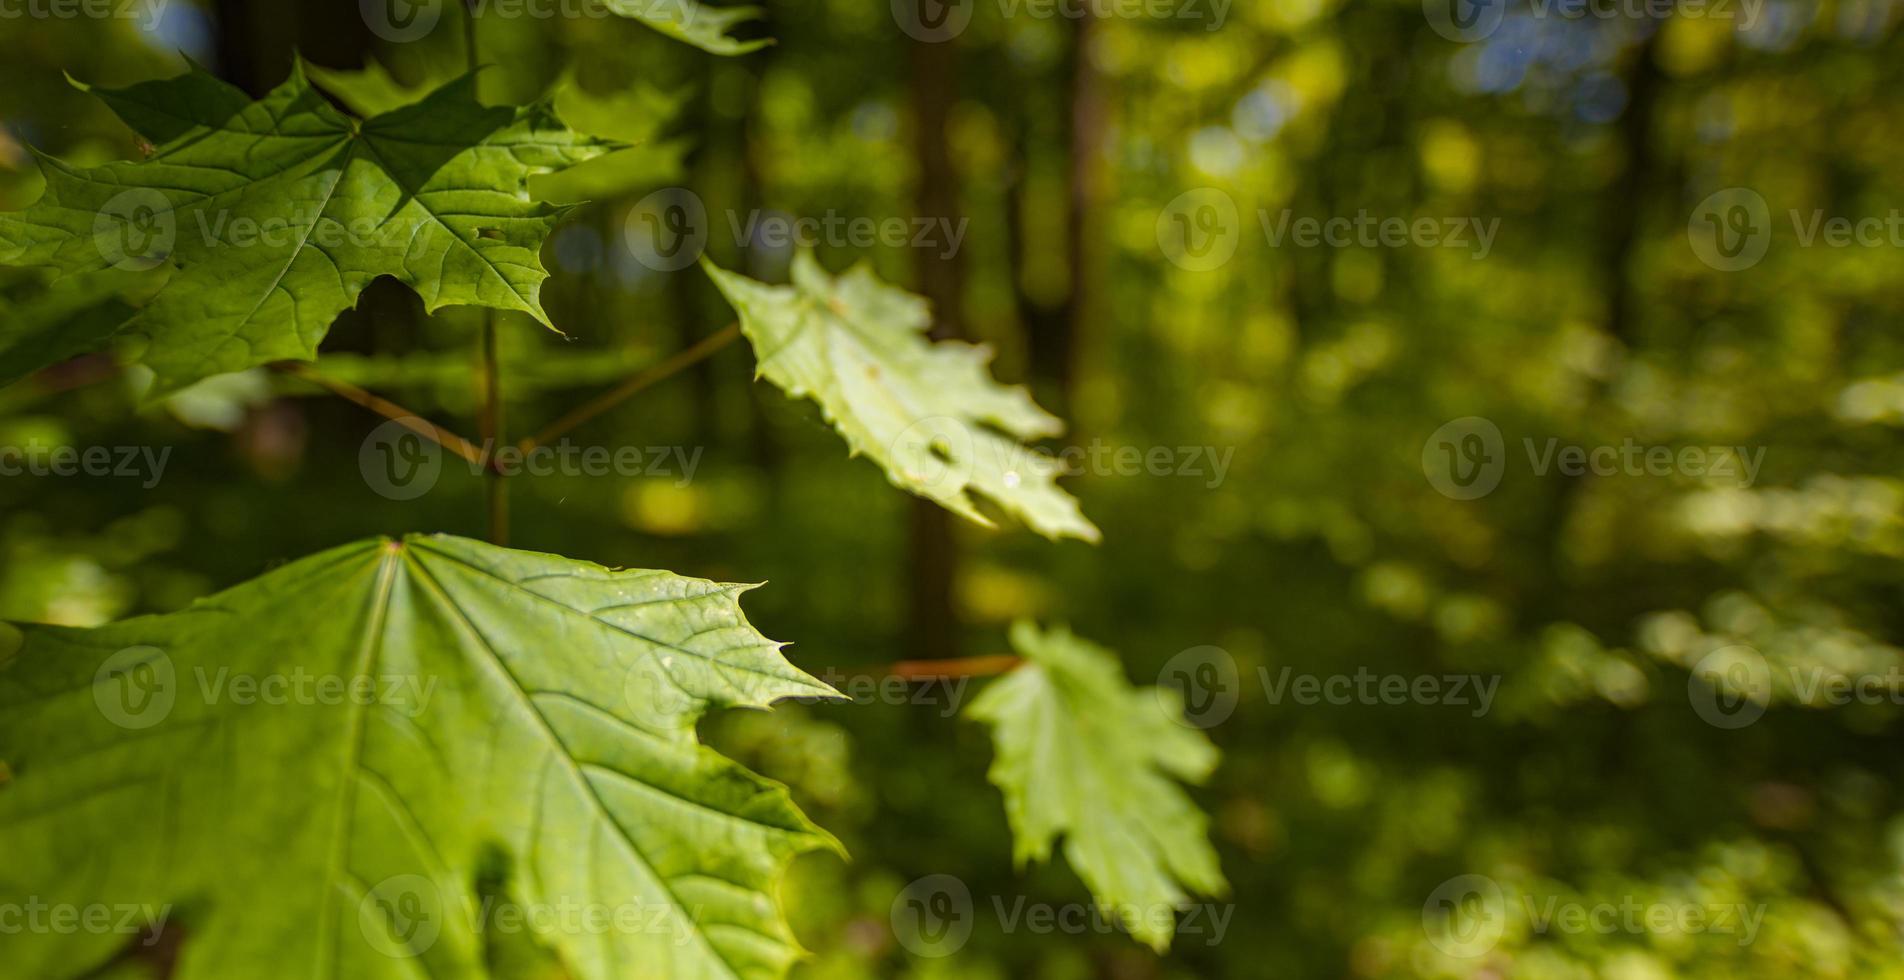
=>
[904,36,967,662]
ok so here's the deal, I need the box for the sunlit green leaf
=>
[704,252,1099,542]
[306,61,690,206]
[0,63,616,395]
[966,621,1227,952]
[0,534,842,979]
[604,0,771,56]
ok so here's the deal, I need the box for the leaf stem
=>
[272,362,490,469]
[463,0,480,71]
[465,0,500,544]
[519,322,740,453]
[479,312,508,546]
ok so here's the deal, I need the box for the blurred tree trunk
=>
[1600,26,1666,349]
[212,0,266,94]
[1008,14,1102,412]
[1536,24,1667,601]
[693,57,746,451]
[215,0,368,95]
[905,36,966,662]
[1055,13,1103,405]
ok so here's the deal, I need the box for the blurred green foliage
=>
[3,0,1903,976]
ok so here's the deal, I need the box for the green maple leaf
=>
[0,534,842,980]
[603,0,771,56]
[703,253,1100,542]
[304,60,690,206]
[966,622,1227,952]
[302,58,452,118]
[0,62,617,396]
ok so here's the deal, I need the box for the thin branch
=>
[462,0,480,72]
[520,322,740,452]
[887,655,1022,680]
[273,362,490,469]
[453,15,509,542]
[479,312,508,546]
